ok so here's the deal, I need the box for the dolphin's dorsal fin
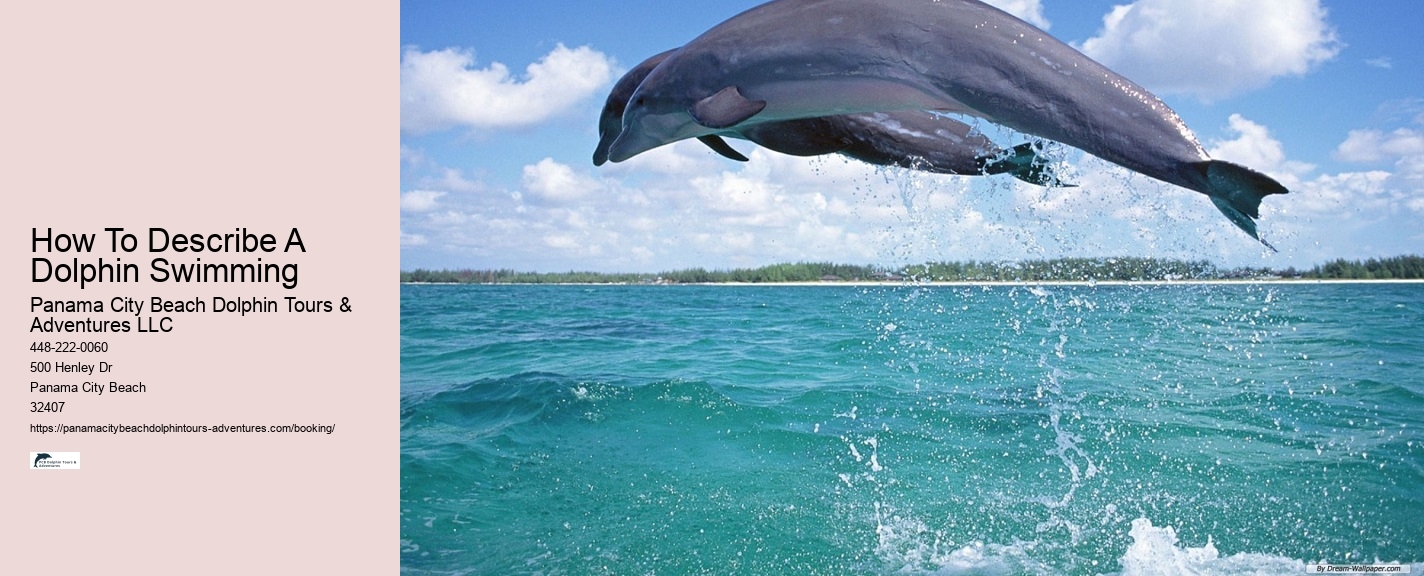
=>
[689,86,766,129]
[696,135,750,161]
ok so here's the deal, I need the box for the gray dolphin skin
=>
[742,112,1067,186]
[605,0,1288,246]
[595,49,1069,187]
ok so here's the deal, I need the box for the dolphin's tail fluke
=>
[1197,160,1288,251]
[979,143,1074,187]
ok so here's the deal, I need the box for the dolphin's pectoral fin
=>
[1197,160,1288,251]
[697,135,750,162]
[689,86,766,129]
[978,143,1075,187]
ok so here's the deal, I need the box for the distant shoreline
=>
[402,278,1424,287]
[401,256,1424,285]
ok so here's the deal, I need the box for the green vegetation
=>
[400,268,651,284]
[900,257,1216,282]
[400,255,1424,284]
[1292,255,1424,280]
[400,262,885,284]
[658,262,885,283]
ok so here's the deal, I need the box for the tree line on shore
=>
[399,255,1424,284]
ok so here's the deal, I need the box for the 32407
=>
[31,402,65,413]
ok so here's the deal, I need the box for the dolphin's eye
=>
[634,96,646,106]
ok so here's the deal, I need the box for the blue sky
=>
[400,0,1424,272]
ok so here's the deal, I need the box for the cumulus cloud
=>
[1207,114,1314,179]
[1184,113,1424,265]
[435,168,483,193]
[400,190,446,212]
[405,123,1302,271]
[412,128,1286,271]
[1291,170,1394,216]
[400,140,906,269]
[542,234,582,250]
[522,157,601,203]
[1335,128,1424,164]
[1080,0,1340,100]
[405,111,1424,271]
[400,144,426,166]
[400,44,615,133]
[1334,124,1424,214]
[404,96,1424,272]
[983,0,1050,30]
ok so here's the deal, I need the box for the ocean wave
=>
[873,516,1419,576]
[401,284,1424,574]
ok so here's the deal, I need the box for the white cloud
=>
[1079,0,1340,100]
[400,190,446,212]
[437,168,483,193]
[1209,116,1286,170]
[1186,114,1424,265]
[691,169,785,220]
[1201,116,1400,227]
[402,112,1424,272]
[1290,170,1393,216]
[1365,57,1393,70]
[601,139,729,177]
[1333,125,1424,215]
[407,130,1288,270]
[400,44,615,133]
[983,0,1050,30]
[542,234,581,250]
[401,139,929,269]
[1335,128,1424,164]
[400,144,426,166]
[522,158,601,203]
[1207,114,1314,180]
[428,210,473,227]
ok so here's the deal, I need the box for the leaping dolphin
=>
[605,0,1288,247]
[743,112,1068,186]
[595,49,1071,187]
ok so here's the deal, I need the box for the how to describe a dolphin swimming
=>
[594,49,1071,187]
[593,0,1288,248]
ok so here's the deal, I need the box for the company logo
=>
[30,451,80,469]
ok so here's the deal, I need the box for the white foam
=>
[1115,518,1304,575]
[869,515,1419,576]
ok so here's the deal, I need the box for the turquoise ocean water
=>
[401,283,1423,575]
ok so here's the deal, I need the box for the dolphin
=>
[594,49,1070,187]
[742,112,1069,186]
[605,0,1288,247]
[34,453,51,467]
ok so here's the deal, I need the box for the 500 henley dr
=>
[31,227,304,290]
